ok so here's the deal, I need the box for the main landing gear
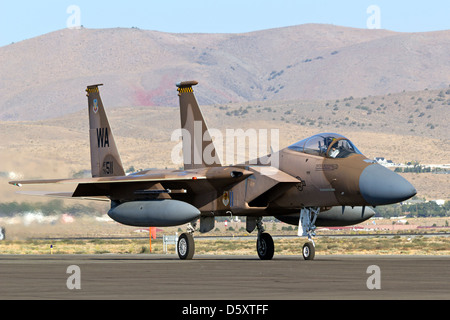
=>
[177,210,320,261]
[177,222,196,260]
[255,208,320,261]
[176,217,277,261]
[256,218,274,260]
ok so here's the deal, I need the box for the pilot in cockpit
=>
[325,137,339,158]
[288,133,362,159]
[329,146,340,158]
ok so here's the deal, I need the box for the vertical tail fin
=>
[86,84,125,178]
[177,81,222,169]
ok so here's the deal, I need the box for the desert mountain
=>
[0,24,449,121]
[0,24,448,201]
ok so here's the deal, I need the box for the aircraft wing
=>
[10,166,253,201]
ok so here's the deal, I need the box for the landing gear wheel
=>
[257,233,274,260]
[178,233,195,260]
[302,242,315,260]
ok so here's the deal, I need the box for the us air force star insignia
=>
[222,191,230,206]
[93,99,99,113]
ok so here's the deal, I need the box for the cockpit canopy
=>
[288,133,362,158]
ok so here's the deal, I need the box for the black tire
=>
[256,233,274,260]
[177,233,195,260]
[302,242,315,260]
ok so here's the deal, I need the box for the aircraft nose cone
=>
[359,164,417,206]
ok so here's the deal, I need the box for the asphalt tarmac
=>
[0,254,449,300]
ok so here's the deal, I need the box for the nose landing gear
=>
[302,241,315,260]
[299,207,320,260]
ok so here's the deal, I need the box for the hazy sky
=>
[1,0,449,47]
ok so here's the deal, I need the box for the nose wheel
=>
[299,207,320,260]
[302,241,315,260]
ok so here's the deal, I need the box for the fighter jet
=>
[10,81,416,260]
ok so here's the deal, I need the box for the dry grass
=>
[0,239,151,255]
[1,236,449,256]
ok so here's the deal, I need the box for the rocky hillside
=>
[1,24,449,121]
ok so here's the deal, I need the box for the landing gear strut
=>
[256,218,274,260]
[177,221,196,260]
[299,207,320,260]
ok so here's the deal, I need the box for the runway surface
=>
[0,254,449,300]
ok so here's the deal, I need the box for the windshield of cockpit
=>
[288,133,362,158]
